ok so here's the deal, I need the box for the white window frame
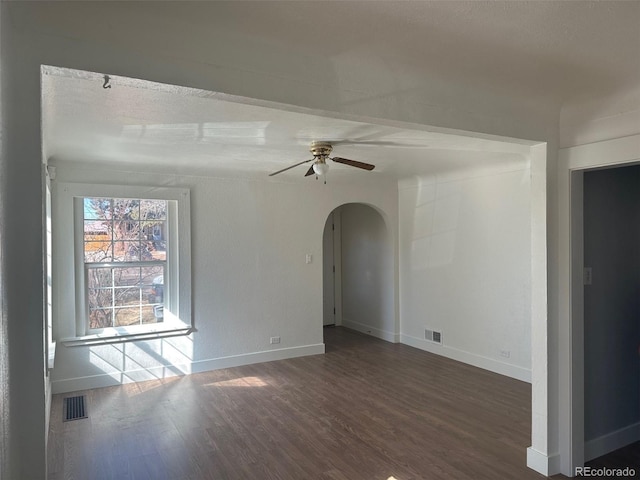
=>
[54,182,192,345]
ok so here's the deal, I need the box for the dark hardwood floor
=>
[46,327,626,479]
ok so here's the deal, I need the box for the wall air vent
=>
[425,329,442,345]
[63,395,88,422]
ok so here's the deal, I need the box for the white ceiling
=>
[133,0,640,105]
[42,68,532,181]
[41,1,640,181]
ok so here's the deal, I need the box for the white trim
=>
[60,325,193,346]
[529,144,550,464]
[560,134,640,171]
[333,209,343,326]
[584,422,640,462]
[342,318,400,343]
[50,343,325,394]
[527,447,561,476]
[401,334,531,383]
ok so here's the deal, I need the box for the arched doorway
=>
[322,203,395,341]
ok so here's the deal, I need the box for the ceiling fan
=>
[269,141,375,178]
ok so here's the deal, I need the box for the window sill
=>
[60,324,193,347]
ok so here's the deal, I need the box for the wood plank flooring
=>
[48,327,566,479]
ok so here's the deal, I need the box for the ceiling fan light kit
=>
[269,141,375,180]
[312,161,329,176]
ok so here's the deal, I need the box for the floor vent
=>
[63,395,88,422]
[425,329,442,345]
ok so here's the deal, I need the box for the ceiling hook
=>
[103,75,112,89]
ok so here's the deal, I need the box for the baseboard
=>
[400,334,531,383]
[584,421,640,462]
[342,318,400,343]
[527,447,561,476]
[51,343,325,394]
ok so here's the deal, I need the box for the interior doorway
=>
[322,211,340,327]
[582,165,640,462]
[322,203,396,341]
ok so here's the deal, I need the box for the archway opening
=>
[322,203,395,343]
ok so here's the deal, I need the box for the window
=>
[54,183,191,344]
[83,197,167,330]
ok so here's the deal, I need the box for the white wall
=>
[340,204,396,342]
[399,161,532,382]
[1,6,49,479]
[560,85,640,148]
[1,2,556,478]
[583,165,640,458]
[50,161,398,393]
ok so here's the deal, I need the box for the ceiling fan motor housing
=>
[310,141,333,158]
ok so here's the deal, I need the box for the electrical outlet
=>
[584,267,592,285]
[270,336,281,345]
[500,350,511,358]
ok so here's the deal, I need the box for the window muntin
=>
[82,197,168,331]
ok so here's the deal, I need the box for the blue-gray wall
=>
[584,165,640,443]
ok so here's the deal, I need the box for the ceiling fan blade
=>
[304,166,315,177]
[269,159,313,176]
[331,156,375,171]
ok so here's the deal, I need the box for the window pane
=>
[151,243,167,261]
[84,243,113,263]
[140,242,155,261]
[84,198,111,220]
[141,267,164,307]
[89,308,113,329]
[112,241,142,261]
[142,286,160,305]
[140,266,163,285]
[141,200,167,220]
[112,199,139,221]
[88,288,113,312]
[114,288,141,308]
[87,267,113,290]
[115,307,141,327]
[141,306,158,324]
[113,267,141,287]
[113,221,142,242]
[84,220,110,236]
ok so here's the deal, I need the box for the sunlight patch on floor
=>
[205,376,268,388]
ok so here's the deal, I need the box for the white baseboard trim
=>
[400,334,531,383]
[51,343,325,394]
[342,318,400,343]
[584,421,640,462]
[527,447,561,476]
